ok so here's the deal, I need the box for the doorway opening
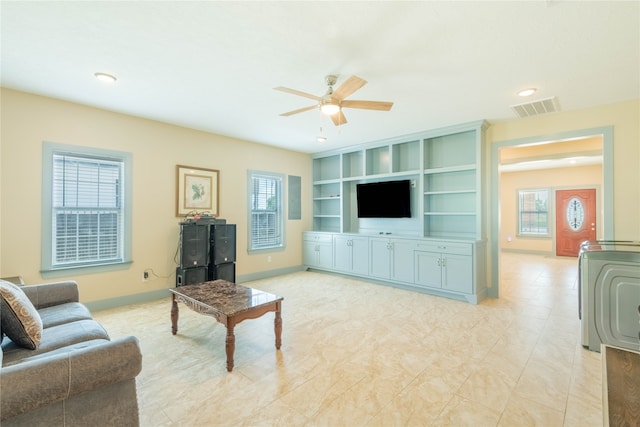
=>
[490,126,613,298]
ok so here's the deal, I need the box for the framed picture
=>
[176,165,219,217]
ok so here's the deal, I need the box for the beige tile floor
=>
[94,252,602,426]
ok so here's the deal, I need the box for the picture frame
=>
[176,165,219,217]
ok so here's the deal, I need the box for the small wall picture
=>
[176,165,219,216]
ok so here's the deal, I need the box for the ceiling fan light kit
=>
[275,74,393,127]
[320,102,340,116]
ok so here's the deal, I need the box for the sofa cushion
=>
[1,319,110,366]
[38,302,93,329]
[0,280,43,350]
[1,339,110,368]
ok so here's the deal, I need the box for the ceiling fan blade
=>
[341,100,394,111]
[331,110,348,126]
[332,76,367,101]
[274,86,322,101]
[280,105,318,116]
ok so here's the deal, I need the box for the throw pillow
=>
[0,280,43,349]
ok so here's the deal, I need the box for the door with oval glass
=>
[555,189,596,257]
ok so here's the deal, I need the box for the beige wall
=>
[2,88,638,303]
[500,164,603,254]
[0,88,312,303]
[487,99,639,293]
[488,99,640,243]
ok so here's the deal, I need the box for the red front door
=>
[555,189,597,257]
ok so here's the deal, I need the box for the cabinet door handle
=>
[442,258,447,268]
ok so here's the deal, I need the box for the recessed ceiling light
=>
[517,88,537,97]
[94,72,117,83]
[317,136,327,143]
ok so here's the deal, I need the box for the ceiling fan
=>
[274,75,393,126]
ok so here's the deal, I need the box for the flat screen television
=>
[356,180,411,218]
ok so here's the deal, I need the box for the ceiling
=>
[1,1,638,154]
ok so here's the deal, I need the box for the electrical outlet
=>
[142,271,149,282]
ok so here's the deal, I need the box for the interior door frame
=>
[489,126,613,298]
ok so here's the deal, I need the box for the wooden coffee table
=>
[170,279,283,372]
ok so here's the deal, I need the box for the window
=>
[248,171,284,252]
[42,142,132,272]
[518,189,549,236]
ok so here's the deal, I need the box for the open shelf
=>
[313,216,341,233]
[424,169,476,193]
[425,192,476,214]
[313,182,340,199]
[366,146,390,175]
[313,155,340,181]
[424,214,477,239]
[343,151,364,178]
[392,140,420,173]
[424,131,475,169]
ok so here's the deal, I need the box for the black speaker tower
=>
[176,218,236,286]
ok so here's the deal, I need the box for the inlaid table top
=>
[169,279,283,317]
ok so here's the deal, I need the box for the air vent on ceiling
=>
[510,96,560,118]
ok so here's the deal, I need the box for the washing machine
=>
[579,240,640,352]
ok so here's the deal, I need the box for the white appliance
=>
[579,241,640,352]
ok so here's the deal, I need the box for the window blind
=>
[52,154,123,266]
[249,172,283,250]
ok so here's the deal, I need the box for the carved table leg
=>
[274,309,282,350]
[171,295,179,335]
[226,323,235,372]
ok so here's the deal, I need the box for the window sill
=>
[517,234,551,239]
[41,260,133,278]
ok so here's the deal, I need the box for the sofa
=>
[0,279,142,426]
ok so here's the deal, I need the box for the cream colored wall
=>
[486,99,639,294]
[488,99,640,243]
[500,164,603,254]
[2,88,638,303]
[0,88,311,303]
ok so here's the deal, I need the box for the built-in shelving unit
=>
[310,120,487,239]
[307,120,488,304]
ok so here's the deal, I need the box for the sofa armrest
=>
[0,336,142,421]
[22,281,80,309]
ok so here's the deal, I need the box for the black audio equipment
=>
[208,224,236,281]
[209,262,236,283]
[212,224,236,265]
[177,219,237,286]
[179,223,208,268]
[176,266,207,287]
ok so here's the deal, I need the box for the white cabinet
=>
[414,241,473,294]
[334,235,369,275]
[370,238,417,284]
[369,238,390,278]
[303,232,333,269]
[303,232,484,303]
